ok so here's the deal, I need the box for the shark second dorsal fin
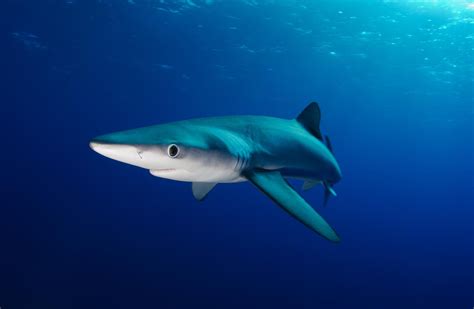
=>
[296,102,323,141]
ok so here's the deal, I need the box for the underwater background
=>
[1,0,473,308]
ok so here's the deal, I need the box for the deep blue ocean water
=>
[1,1,473,308]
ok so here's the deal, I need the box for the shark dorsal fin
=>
[296,102,323,142]
[324,135,333,154]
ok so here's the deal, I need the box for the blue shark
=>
[90,102,342,242]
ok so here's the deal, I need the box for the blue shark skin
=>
[90,102,342,242]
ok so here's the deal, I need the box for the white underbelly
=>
[150,167,246,183]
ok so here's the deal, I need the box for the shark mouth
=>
[149,169,177,178]
[150,168,176,174]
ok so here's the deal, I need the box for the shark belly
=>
[150,167,245,183]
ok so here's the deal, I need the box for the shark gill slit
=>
[242,156,249,171]
[235,154,242,171]
[235,153,248,172]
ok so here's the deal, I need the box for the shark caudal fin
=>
[323,181,337,206]
[296,102,324,142]
[322,134,337,206]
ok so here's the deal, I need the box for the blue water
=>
[1,1,473,308]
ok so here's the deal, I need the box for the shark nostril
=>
[137,150,143,159]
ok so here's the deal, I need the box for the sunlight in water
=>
[427,0,474,10]
[392,0,474,11]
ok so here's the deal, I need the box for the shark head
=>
[90,122,241,182]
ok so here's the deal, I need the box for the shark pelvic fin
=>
[192,182,217,201]
[302,179,322,191]
[244,170,340,242]
[296,102,323,142]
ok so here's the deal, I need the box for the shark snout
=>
[89,138,146,167]
[89,140,136,158]
[89,135,167,171]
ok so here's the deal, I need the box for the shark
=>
[90,102,342,242]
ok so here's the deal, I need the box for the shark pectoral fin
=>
[192,182,217,201]
[302,180,322,191]
[244,170,340,242]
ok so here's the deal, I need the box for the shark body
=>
[90,102,342,242]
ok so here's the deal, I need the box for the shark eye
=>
[167,144,180,158]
